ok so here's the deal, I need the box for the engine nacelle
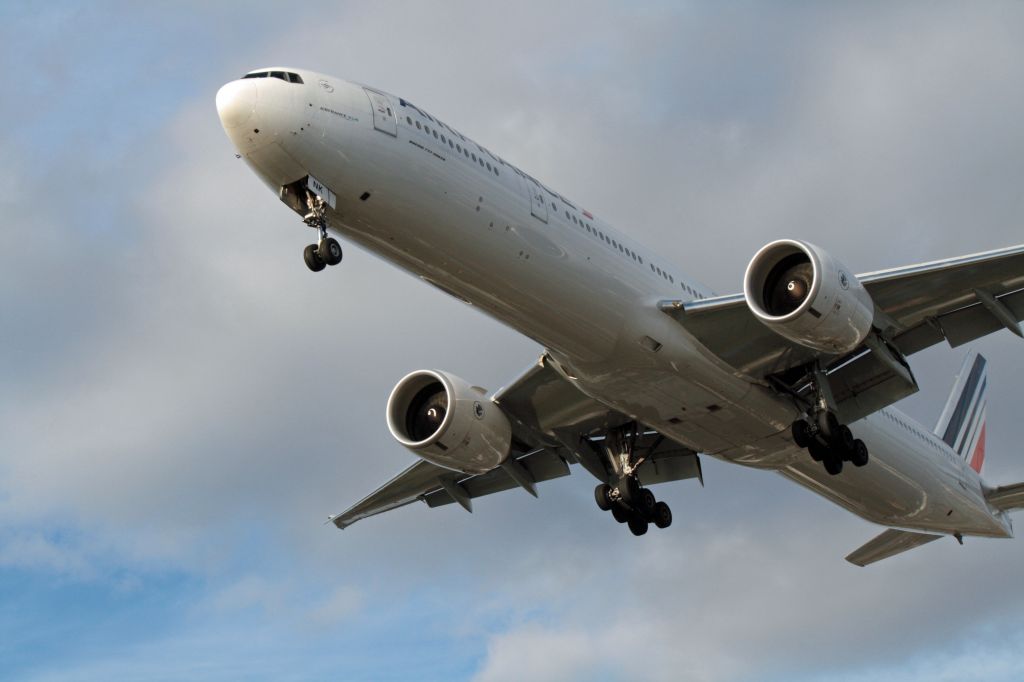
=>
[743,240,874,354]
[386,370,512,475]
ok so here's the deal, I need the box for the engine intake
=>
[743,240,874,354]
[387,370,512,474]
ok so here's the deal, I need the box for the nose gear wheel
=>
[300,191,343,272]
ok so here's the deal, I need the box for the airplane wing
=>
[845,528,943,567]
[663,243,1024,423]
[330,356,703,529]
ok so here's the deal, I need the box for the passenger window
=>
[406,116,413,125]
[486,162,492,171]
[433,130,439,139]
[440,134,446,143]
[457,144,462,152]
[416,121,422,130]
[472,153,477,161]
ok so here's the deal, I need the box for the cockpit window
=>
[241,71,304,84]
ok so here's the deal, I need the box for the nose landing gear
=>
[302,192,343,272]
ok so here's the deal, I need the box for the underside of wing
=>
[661,242,1024,423]
[330,448,572,529]
[846,528,943,567]
[331,355,703,529]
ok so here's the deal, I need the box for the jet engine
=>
[386,370,512,474]
[743,239,874,354]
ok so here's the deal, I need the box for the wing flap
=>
[424,448,571,508]
[330,460,448,529]
[846,528,943,567]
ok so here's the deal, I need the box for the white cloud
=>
[3,3,1024,680]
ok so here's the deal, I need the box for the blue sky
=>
[3,2,1024,680]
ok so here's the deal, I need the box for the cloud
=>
[3,2,1024,680]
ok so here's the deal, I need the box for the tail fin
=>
[934,351,988,473]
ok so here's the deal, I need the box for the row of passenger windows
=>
[399,97,704,300]
[405,115,500,177]
[243,70,304,84]
[558,206,703,298]
[880,410,950,457]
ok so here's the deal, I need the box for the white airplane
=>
[216,67,1024,566]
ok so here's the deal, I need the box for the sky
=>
[2,1,1024,680]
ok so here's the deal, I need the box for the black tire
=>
[611,506,629,524]
[817,411,840,441]
[653,501,672,529]
[792,419,812,448]
[851,439,869,467]
[808,441,826,462]
[304,244,326,272]
[319,237,343,266]
[824,455,843,476]
[627,516,649,536]
[835,424,855,454]
[594,484,613,511]
[617,477,640,507]
[638,488,656,516]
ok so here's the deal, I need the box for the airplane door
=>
[527,178,548,223]
[364,88,397,136]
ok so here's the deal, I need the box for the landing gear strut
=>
[302,191,342,272]
[790,364,869,475]
[592,424,673,536]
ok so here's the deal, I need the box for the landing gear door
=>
[364,88,397,137]
[527,178,548,224]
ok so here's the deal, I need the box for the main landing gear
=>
[301,192,342,273]
[591,425,672,536]
[790,365,869,476]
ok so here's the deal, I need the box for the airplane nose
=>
[216,79,257,129]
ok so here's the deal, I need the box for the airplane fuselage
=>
[217,69,1012,540]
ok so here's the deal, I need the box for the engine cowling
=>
[743,239,874,354]
[386,370,512,474]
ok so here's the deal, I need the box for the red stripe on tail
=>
[970,423,987,473]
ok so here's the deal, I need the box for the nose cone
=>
[216,80,257,129]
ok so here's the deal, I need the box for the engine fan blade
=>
[767,261,813,315]
[407,388,449,442]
